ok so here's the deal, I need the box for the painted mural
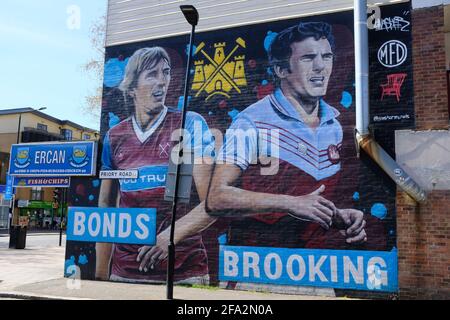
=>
[65,2,413,295]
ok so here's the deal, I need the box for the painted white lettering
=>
[224,251,239,277]
[344,256,364,284]
[119,213,132,238]
[287,254,306,281]
[135,214,150,240]
[87,212,101,237]
[309,255,328,282]
[73,212,85,236]
[264,253,282,280]
[102,212,115,237]
[367,257,388,286]
[330,256,338,283]
[243,251,260,278]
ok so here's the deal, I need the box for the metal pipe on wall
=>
[354,0,427,203]
[355,0,370,136]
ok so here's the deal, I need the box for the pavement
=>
[0,233,351,300]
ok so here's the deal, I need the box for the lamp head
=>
[180,5,199,26]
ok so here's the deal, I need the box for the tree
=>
[81,15,106,121]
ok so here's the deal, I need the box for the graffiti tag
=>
[374,16,410,32]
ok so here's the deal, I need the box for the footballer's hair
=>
[119,47,171,98]
[268,22,335,77]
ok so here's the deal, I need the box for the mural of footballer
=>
[96,47,217,284]
[207,22,386,251]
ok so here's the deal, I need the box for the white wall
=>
[396,130,450,191]
[106,0,407,47]
[412,0,450,9]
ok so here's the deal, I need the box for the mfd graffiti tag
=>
[377,40,408,68]
[374,16,410,32]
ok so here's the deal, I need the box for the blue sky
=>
[0,0,107,130]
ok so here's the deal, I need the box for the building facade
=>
[64,0,450,299]
[0,108,99,230]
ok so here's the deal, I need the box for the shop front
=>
[17,200,65,230]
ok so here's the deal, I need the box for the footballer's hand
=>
[287,185,337,230]
[334,208,367,244]
[136,233,170,272]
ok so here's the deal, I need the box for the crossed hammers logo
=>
[192,37,247,100]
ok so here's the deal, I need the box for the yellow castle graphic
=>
[192,38,247,101]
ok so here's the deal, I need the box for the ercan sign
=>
[9,141,97,176]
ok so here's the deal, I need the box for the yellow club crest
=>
[192,38,247,101]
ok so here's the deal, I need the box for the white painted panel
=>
[396,130,450,191]
[412,0,450,9]
[106,0,409,46]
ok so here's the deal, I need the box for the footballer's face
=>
[280,37,333,102]
[132,58,171,114]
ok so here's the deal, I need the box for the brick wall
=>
[412,5,449,129]
[397,4,450,300]
[397,191,450,299]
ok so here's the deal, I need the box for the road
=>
[0,232,65,249]
[0,233,66,291]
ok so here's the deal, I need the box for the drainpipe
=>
[354,0,427,203]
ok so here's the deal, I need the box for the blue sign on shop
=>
[13,176,71,188]
[9,142,97,177]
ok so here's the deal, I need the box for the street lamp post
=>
[166,5,199,300]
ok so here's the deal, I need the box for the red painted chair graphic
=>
[380,73,407,102]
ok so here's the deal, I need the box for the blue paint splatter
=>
[262,80,268,86]
[177,96,192,110]
[264,31,278,52]
[371,203,387,220]
[208,111,214,116]
[228,109,240,122]
[92,180,100,188]
[218,234,228,245]
[103,58,129,88]
[109,112,121,129]
[353,192,360,201]
[78,254,88,265]
[186,44,197,57]
[340,91,353,109]
[88,195,95,201]
[266,67,273,76]
[64,256,76,277]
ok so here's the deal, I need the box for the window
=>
[37,123,48,131]
[83,134,91,140]
[61,129,73,141]
[30,187,43,201]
